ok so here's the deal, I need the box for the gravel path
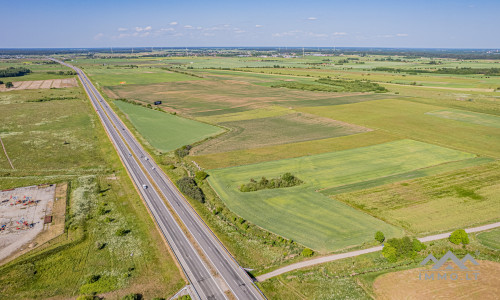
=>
[256,222,500,281]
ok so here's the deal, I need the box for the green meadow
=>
[426,109,500,128]
[86,67,202,86]
[207,140,475,251]
[114,100,223,152]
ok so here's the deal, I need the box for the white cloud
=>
[255,24,263,28]
[184,25,193,29]
[135,26,152,32]
[94,33,104,40]
[333,32,347,36]
[160,27,175,32]
[117,27,128,32]
[169,21,178,25]
[307,17,317,20]
[396,33,409,37]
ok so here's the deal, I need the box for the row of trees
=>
[47,70,77,75]
[0,67,31,78]
[373,66,500,76]
[239,173,303,192]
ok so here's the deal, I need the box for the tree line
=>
[0,67,31,78]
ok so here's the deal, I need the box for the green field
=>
[192,130,399,169]
[193,112,371,155]
[114,100,223,152]
[207,140,475,251]
[0,87,107,173]
[426,109,500,128]
[86,67,202,86]
[477,228,500,250]
[299,99,500,158]
[334,161,500,235]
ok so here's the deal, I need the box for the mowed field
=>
[299,98,500,158]
[426,108,500,128]
[114,100,223,152]
[207,140,475,251]
[477,228,500,250]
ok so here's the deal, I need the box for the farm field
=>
[192,130,398,169]
[477,228,500,250]
[334,161,500,235]
[207,139,475,251]
[299,98,500,158]
[426,108,500,128]
[114,100,223,152]
[373,260,500,300]
[193,112,371,155]
[86,67,202,86]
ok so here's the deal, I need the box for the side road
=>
[256,222,500,281]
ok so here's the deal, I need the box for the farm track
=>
[256,222,500,281]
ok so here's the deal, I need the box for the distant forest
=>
[373,67,500,76]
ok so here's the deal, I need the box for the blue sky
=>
[1,0,499,48]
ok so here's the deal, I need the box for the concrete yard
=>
[0,184,57,262]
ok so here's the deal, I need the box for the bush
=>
[0,67,31,78]
[115,228,130,236]
[5,81,13,88]
[175,145,192,158]
[195,171,208,181]
[122,294,142,300]
[301,248,314,257]
[382,236,426,261]
[449,229,469,245]
[375,231,385,243]
[86,274,101,284]
[177,177,205,203]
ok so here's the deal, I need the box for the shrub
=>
[86,274,100,284]
[175,145,192,158]
[382,236,426,261]
[122,294,142,300]
[301,248,314,257]
[375,231,385,243]
[115,228,130,236]
[5,81,13,88]
[449,229,469,245]
[382,245,397,262]
[177,177,205,203]
[195,171,208,181]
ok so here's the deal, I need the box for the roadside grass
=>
[192,130,398,169]
[86,67,202,86]
[193,112,371,155]
[299,98,500,158]
[334,161,500,235]
[114,100,223,152]
[257,237,500,300]
[426,108,500,128]
[207,140,475,251]
[476,228,500,250]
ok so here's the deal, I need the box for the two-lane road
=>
[53,58,264,300]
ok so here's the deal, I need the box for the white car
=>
[142,184,148,189]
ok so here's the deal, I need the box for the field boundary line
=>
[0,136,14,169]
[256,221,500,281]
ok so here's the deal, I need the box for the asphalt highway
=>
[52,59,264,300]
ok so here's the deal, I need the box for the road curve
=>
[256,222,500,281]
[52,58,265,300]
